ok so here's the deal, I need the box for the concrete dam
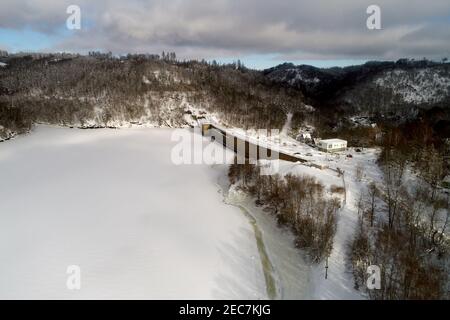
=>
[200,122,308,163]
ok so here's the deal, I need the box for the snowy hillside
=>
[264,60,450,118]
[0,54,299,141]
[374,68,450,104]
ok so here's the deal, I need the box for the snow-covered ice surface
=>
[0,126,273,299]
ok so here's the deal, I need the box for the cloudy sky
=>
[1,0,449,68]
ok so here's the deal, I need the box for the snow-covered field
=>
[0,126,275,299]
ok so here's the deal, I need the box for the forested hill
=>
[0,53,306,140]
[1,53,449,142]
[264,60,450,121]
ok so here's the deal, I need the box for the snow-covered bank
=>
[0,126,270,299]
[277,150,382,299]
[223,148,382,300]
[225,186,312,299]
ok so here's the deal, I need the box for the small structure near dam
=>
[200,122,308,163]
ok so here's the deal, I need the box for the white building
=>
[317,139,347,152]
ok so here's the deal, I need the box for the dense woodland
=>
[351,122,449,299]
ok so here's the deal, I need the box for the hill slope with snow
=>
[264,60,450,119]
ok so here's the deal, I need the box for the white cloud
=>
[1,0,450,60]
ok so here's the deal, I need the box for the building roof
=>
[320,138,347,144]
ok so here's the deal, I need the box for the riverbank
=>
[215,167,312,299]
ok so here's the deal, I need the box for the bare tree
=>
[367,182,379,227]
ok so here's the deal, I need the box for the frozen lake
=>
[0,126,315,299]
[0,126,270,299]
